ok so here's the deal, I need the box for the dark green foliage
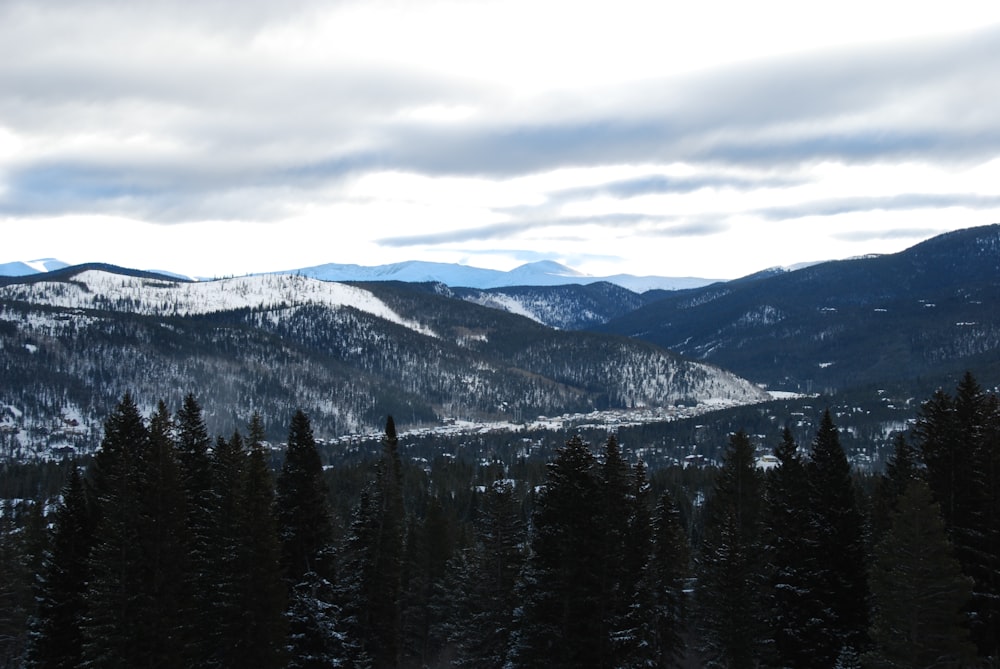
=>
[82,395,188,669]
[508,434,605,669]
[696,429,765,668]
[276,410,334,583]
[400,497,454,667]
[637,487,690,668]
[870,433,919,535]
[26,467,91,669]
[762,427,822,668]
[366,416,406,668]
[276,410,339,666]
[0,498,45,667]
[866,478,977,668]
[914,372,1000,657]
[173,393,216,665]
[231,414,288,669]
[806,410,870,663]
[444,480,526,668]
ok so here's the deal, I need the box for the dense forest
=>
[0,373,998,667]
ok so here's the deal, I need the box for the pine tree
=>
[0,499,45,667]
[276,409,334,583]
[231,413,288,669]
[276,410,338,667]
[696,429,765,668]
[870,433,919,536]
[865,478,976,668]
[368,415,406,668]
[81,393,150,668]
[211,430,251,668]
[445,479,525,668]
[400,497,453,667]
[139,401,190,666]
[25,467,92,669]
[173,393,217,665]
[915,373,1000,657]
[762,427,821,668]
[507,435,605,669]
[806,410,870,664]
[598,435,634,666]
[83,395,188,668]
[640,487,690,668]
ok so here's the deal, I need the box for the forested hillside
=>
[599,224,1000,393]
[1,374,997,667]
[0,268,767,460]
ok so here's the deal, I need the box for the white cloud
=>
[1,0,999,278]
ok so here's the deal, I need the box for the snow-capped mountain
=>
[0,265,769,461]
[0,258,69,276]
[0,256,716,291]
[0,269,436,337]
[288,259,715,291]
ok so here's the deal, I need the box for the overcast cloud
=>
[2,0,999,279]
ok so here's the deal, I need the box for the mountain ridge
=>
[0,257,718,292]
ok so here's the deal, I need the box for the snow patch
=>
[0,271,438,338]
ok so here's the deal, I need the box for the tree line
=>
[0,372,998,667]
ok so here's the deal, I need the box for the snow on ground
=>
[0,271,438,338]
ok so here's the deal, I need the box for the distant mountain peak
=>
[510,260,587,276]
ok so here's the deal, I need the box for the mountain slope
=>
[0,267,768,459]
[599,224,1000,392]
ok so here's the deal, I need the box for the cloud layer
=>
[2,0,999,278]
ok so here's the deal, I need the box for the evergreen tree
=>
[275,410,338,666]
[445,479,525,668]
[507,435,605,669]
[231,413,287,669]
[400,497,453,668]
[82,394,188,668]
[369,416,406,668]
[173,393,216,665]
[870,433,918,536]
[762,427,821,668]
[81,393,150,668]
[598,435,634,667]
[276,409,334,583]
[136,401,189,667]
[26,467,91,669]
[915,373,1000,657]
[865,478,976,668]
[640,487,690,668]
[211,430,251,668]
[0,499,45,667]
[696,429,765,668]
[806,410,870,664]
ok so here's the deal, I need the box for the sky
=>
[2,0,1000,281]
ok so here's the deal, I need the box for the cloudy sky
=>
[2,0,1000,280]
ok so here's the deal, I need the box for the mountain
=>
[0,258,69,276]
[285,259,715,292]
[598,224,1000,394]
[391,281,667,331]
[0,266,768,460]
[0,256,716,291]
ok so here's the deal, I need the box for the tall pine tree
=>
[26,467,91,669]
[507,435,605,669]
[275,410,338,668]
[762,426,820,668]
[866,478,976,667]
[696,429,765,668]
[806,409,869,663]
